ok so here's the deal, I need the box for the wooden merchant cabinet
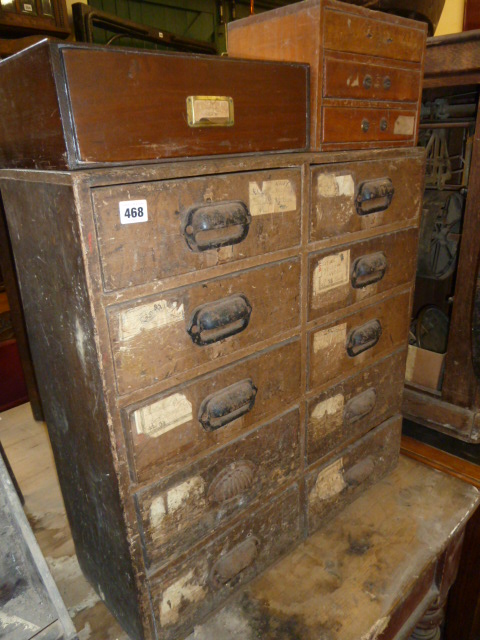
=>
[0,25,425,640]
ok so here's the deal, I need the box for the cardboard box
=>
[405,345,446,391]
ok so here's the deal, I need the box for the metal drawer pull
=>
[351,252,387,288]
[199,379,257,431]
[361,118,370,133]
[380,118,388,132]
[383,76,391,90]
[210,536,260,589]
[347,319,382,357]
[344,456,375,487]
[182,200,251,252]
[363,75,372,89]
[343,389,377,425]
[208,460,257,504]
[187,294,252,346]
[356,178,394,215]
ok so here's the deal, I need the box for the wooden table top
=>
[187,456,480,640]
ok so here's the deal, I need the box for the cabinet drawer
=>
[92,169,301,292]
[305,414,401,534]
[323,53,421,103]
[310,154,424,243]
[149,484,301,640]
[308,228,418,320]
[322,107,417,145]
[306,349,405,466]
[308,290,410,391]
[323,7,425,63]
[136,409,300,568]
[109,259,300,395]
[125,339,301,482]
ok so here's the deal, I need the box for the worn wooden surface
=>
[186,456,480,640]
[424,30,480,87]
[227,0,426,150]
[0,41,308,170]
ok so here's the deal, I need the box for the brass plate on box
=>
[186,96,234,127]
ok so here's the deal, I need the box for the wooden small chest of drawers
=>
[227,0,427,151]
[0,146,424,639]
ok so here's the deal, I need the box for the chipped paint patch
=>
[150,476,206,529]
[360,616,390,640]
[119,299,184,341]
[249,179,297,216]
[0,613,40,633]
[75,317,87,373]
[313,250,350,296]
[310,459,346,503]
[134,393,193,438]
[313,323,347,354]
[311,394,344,437]
[160,567,208,627]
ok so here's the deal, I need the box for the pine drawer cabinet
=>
[0,31,425,640]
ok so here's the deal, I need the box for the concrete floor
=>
[0,402,129,640]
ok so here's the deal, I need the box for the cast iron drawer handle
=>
[187,294,252,346]
[383,76,391,90]
[199,379,257,431]
[356,178,394,215]
[210,536,260,589]
[363,75,372,89]
[182,200,251,252]
[351,252,387,288]
[344,456,375,487]
[208,460,257,504]
[346,319,382,357]
[361,118,370,133]
[343,388,377,425]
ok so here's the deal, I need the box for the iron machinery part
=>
[416,305,449,354]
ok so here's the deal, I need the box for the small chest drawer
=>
[323,53,421,103]
[125,339,301,482]
[322,107,417,146]
[92,169,301,292]
[306,349,405,466]
[108,259,300,395]
[305,414,401,534]
[136,409,300,568]
[308,228,418,320]
[308,290,410,391]
[323,7,425,63]
[149,484,300,640]
[310,154,424,243]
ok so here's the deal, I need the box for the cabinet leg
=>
[410,597,446,640]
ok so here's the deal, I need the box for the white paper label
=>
[160,567,208,627]
[249,179,297,216]
[393,115,415,136]
[119,300,184,341]
[23,2,33,10]
[194,98,230,121]
[134,393,193,438]
[313,323,347,353]
[313,250,350,295]
[310,459,346,503]
[119,199,148,225]
[311,394,345,435]
[316,173,354,198]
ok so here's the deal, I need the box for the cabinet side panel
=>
[0,180,144,640]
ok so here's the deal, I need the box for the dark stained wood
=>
[125,340,302,483]
[308,289,411,391]
[92,168,302,292]
[308,227,419,320]
[227,0,427,151]
[0,41,309,169]
[309,153,425,243]
[149,484,301,640]
[136,409,300,568]
[306,349,406,465]
[464,0,480,31]
[424,30,480,86]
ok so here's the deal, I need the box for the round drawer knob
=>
[383,76,391,90]
[380,118,388,132]
[363,75,372,89]
[361,119,370,133]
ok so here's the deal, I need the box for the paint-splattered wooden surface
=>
[188,457,480,640]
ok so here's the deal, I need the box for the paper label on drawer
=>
[316,173,354,198]
[313,323,347,353]
[311,394,344,436]
[119,300,184,341]
[310,459,346,503]
[393,115,415,136]
[134,393,193,438]
[160,565,208,627]
[119,199,148,224]
[313,250,350,295]
[249,179,297,216]
[194,98,230,121]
